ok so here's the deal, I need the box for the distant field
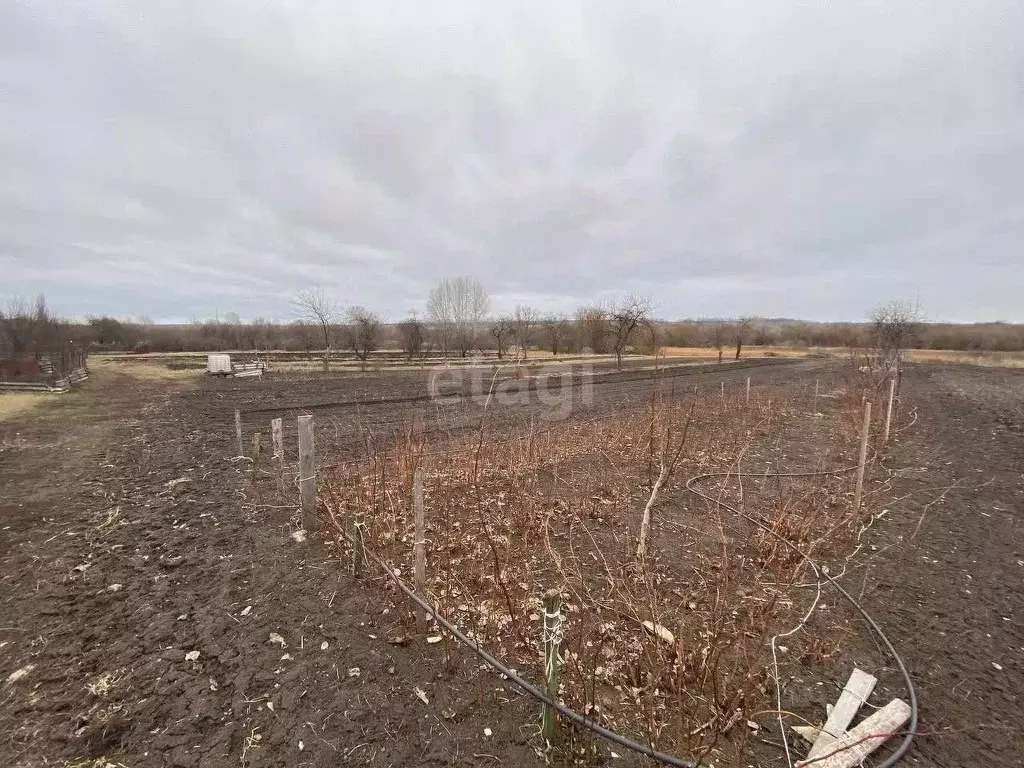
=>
[658,345,819,358]
[86,345,1024,379]
[903,348,1024,367]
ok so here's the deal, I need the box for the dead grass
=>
[903,349,1024,368]
[657,346,821,359]
[84,669,127,697]
[91,356,202,381]
[0,392,56,421]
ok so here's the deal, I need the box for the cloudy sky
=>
[2,1,1023,323]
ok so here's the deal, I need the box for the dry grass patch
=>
[904,349,1024,367]
[91,356,202,381]
[657,345,819,359]
[0,392,55,421]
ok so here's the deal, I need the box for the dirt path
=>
[0,370,537,767]
[855,364,1024,766]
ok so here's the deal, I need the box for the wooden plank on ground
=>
[797,698,910,768]
[806,668,877,761]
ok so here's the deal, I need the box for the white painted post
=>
[884,378,896,443]
[271,417,283,481]
[720,381,725,399]
[413,468,426,631]
[745,376,750,405]
[813,379,819,413]
[234,409,243,456]
[853,401,871,513]
[297,415,316,531]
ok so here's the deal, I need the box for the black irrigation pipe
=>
[337,524,702,768]
[240,356,806,417]
[330,453,917,768]
[295,361,824,472]
[316,401,650,472]
[319,376,915,767]
[684,464,918,768]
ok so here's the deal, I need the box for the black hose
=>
[346,531,701,767]
[326,406,917,767]
[684,468,917,768]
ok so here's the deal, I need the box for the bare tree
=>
[1,294,57,357]
[870,300,921,373]
[541,314,571,355]
[576,305,609,354]
[290,320,317,360]
[87,316,141,350]
[397,313,426,361]
[608,295,652,370]
[490,316,515,360]
[292,288,337,371]
[707,322,728,363]
[638,321,661,355]
[734,317,753,360]
[344,306,382,371]
[753,322,776,346]
[511,304,540,361]
[426,276,490,357]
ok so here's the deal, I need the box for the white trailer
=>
[206,354,232,376]
[207,354,267,377]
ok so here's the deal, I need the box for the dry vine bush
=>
[319,370,891,764]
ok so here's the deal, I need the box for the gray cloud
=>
[2,1,1023,323]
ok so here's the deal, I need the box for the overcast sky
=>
[2,2,1023,323]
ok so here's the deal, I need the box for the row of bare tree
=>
[289,278,918,372]
[0,295,74,358]
[9,289,1019,368]
[289,278,661,370]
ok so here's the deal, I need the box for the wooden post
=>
[745,376,750,405]
[234,409,243,457]
[813,379,819,413]
[271,417,284,482]
[297,415,316,531]
[352,511,364,578]
[413,469,426,631]
[720,381,725,399]
[542,590,563,744]
[853,401,871,513]
[251,432,261,473]
[884,378,896,443]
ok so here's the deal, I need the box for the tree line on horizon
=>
[3,283,1024,367]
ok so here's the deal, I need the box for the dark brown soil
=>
[1,361,1021,767]
[0,369,542,767]
[845,364,1024,767]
